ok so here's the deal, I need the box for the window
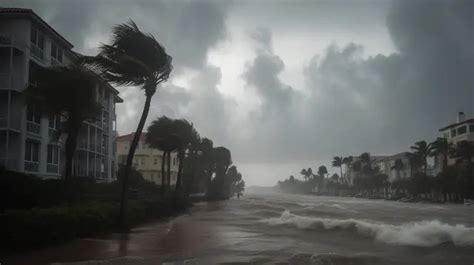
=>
[470,124,474,133]
[443,132,449,138]
[27,105,41,124]
[48,115,60,130]
[457,126,467,135]
[451,129,457,137]
[30,28,44,49]
[141,158,145,165]
[25,140,40,162]
[30,27,44,59]
[47,145,59,165]
[51,43,63,63]
[153,158,158,165]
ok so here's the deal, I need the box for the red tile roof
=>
[116,133,148,142]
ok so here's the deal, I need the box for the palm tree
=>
[430,137,450,172]
[146,116,179,188]
[342,156,353,184]
[300,168,313,182]
[208,146,232,199]
[332,156,343,182]
[410,141,433,174]
[317,165,328,178]
[171,119,200,191]
[83,20,172,229]
[199,138,215,196]
[25,65,101,184]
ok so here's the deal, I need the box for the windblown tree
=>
[25,65,101,183]
[172,119,200,191]
[82,20,172,229]
[146,116,179,188]
[410,141,433,174]
[430,137,450,171]
[300,168,313,182]
[208,146,232,199]
[332,156,343,182]
[342,156,353,184]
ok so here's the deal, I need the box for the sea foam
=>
[261,210,474,247]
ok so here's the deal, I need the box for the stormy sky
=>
[3,0,473,186]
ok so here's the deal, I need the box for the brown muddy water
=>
[3,191,474,264]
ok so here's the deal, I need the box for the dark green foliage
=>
[0,168,190,250]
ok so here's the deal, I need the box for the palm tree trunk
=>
[175,151,184,191]
[161,151,166,189]
[64,122,80,203]
[119,94,152,230]
[167,151,171,188]
[340,167,343,183]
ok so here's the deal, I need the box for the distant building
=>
[116,133,179,186]
[344,152,415,185]
[435,112,474,171]
[0,8,122,182]
[373,152,414,182]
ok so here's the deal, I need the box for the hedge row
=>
[1,195,190,250]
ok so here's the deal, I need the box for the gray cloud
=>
[5,0,228,70]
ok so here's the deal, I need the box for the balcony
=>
[24,161,39,172]
[0,33,25,52]
[0,73,24,92]
[30,44,44,62]
[47,163,59,174]
[26,121,41,135]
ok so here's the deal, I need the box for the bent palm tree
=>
[146,116,179,188]
[172,119,200,191]
[83,20,172,229]
[410,141,432,174]
[430,137,450,172]
[25,65,101,184]
[332,156,343,182]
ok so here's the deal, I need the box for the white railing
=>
[0,73,24,91]
[30,44,44,61]
[47,164,59,174]
[24,161,39,172]
[26,121,41,134]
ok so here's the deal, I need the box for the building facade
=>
[435,112,474,171]
[0,8,122,182]
[116,133,179,186]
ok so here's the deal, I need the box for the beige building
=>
[116,133,178,186]
[436,112,474,170]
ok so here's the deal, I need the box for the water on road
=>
[5,191,474,264]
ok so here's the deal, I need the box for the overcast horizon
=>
[4,0,473,186]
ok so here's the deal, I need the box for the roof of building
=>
[116,133,148,142]
[439,118,474,131]
[0,8,74,48]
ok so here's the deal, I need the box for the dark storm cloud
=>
[4,0,228,69]
[234,0,473,164]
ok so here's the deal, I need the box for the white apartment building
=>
[0,8,122,182]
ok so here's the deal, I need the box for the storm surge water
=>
[8,192,474,265]
[262,210,474,247]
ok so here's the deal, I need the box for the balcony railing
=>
[30,44,44,61]
[47,164,59,174]
[26,121,41,134]
[0,73,24,91]
[24,161,39,172]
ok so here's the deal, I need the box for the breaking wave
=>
[261,210,474,247]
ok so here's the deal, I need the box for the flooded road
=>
[4,192,474,264]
